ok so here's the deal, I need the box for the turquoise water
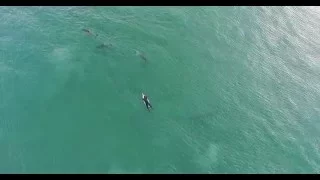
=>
[0,6,320,173]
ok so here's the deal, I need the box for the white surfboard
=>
[142,93,150,104]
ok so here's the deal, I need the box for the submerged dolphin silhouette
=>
[82,28,98,37]
[97,43,112,49]
[135,50,147,61]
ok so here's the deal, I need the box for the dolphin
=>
[82,28,98,37]
[97,43,112,49]
[135,50,147,62]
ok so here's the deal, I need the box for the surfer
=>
[142,93,153,111]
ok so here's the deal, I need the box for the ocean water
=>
[0,6,320,174]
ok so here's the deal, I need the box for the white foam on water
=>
[49,47,72,68]
[44,47,76,99]
[48,47,74,81]
[0,61,25,76]
[48,47,86,79]
[107,165,125,174]
[107,164,143,174]
[195,142,219,171]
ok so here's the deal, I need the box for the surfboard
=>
[142,93,150,104]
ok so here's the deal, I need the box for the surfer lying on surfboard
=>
[142,93,153,111]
